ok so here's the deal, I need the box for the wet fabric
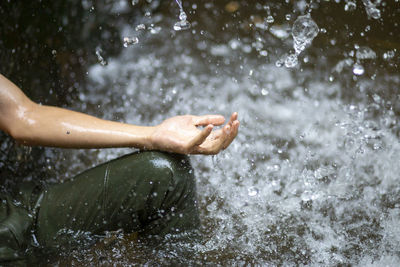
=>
[0,151,199,263]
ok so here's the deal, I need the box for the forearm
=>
[1,74,239,154]
[11,103,155,149]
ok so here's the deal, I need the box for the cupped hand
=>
[150,112,239,155]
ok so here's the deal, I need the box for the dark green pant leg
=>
[0,183,39,263]
[36,151,199,247]
[0,196,31,262]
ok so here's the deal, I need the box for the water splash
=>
[363,0,381,19]
[135,24,146,31]
[344,1,357,12]
[95,47,107,66]
[292,14,319,55]
[123,36,139,47]
[356,46,376,60]
[352,63,365,75]
[279,14,319,68]
[173,0,191,31]
[266,15,274,24]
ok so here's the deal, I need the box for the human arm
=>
[0,74,239,154]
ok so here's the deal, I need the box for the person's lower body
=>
[0,151,200,263]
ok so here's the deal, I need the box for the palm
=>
[151,113,239,155]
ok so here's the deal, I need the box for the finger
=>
[207,113,238,142]
[196,124,230,154]
[194,115,225,126]
[222,120,239,149]
[188,124,213,149]
[229,112,238,124]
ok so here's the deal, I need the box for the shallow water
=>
[1,0,400,265]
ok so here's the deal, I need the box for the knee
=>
[135,152,195,195]
[113,151,195,196]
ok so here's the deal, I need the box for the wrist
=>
[141,125,157,150]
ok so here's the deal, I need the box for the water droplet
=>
[344,1,357,11]
[367,7,381,19]
[131,0,139,5]
[261,88,269,95]
[149,26,162,34]
[292,14,319,55]
[123,36,139,47]
[248,187,259,197]
[269,25,290,39]
[135,24,146,31]
[95,48,107,66]
[266,15,274,23]
[275,58,284,67]
[363,0,381,19]
[174,20,191,31]
[229,39,240,50]
[352,64,365,75]
[356,46,376,59]
[285,14,292,21]
[285,53,298,68]
[383,50,395,60]
[179,10,187,21]
[259,50,268,56]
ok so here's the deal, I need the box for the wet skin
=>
[0,74,239,154]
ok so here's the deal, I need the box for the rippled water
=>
[1,0,400,265]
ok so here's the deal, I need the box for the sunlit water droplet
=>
[285,53,298,68]
[275,58,284,67]
[173,1,191,32]
[363,0,381,19]
[95,48,107,66]
[269,25,290,39]
[383,50,395,60]
[368,7,381,19]
[123,36,139,47]
[149,26,162,34]
[174,19,191,31]
[259,50,268,57]
[179,10,187,21]
[131,0,139,6]
[248,187,259,197]
[261,88,269,95]
[356,46,376,60]
[292,14,319,55]
[344,1,357,11]
[352,63,365,75]
[266,15,274,24]
[135,24,146,31]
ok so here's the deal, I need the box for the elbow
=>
[9,129,34,146]
[8,123,35,146]
[7,105,38,146]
